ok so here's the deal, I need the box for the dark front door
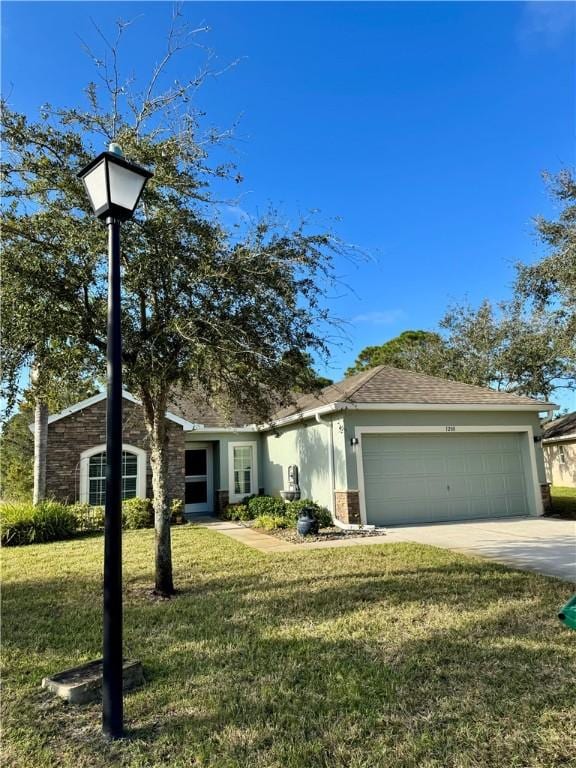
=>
[185,444,213,514]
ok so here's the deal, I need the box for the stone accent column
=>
[334,490,361,525]
[540,483,552,513]
[216,490,229,513]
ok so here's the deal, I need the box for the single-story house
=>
[542,411,576,489]
[41,366,556,527]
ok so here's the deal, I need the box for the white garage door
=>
[362,433,530,526]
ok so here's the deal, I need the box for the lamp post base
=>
[42,659,145,707]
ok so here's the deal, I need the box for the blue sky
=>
[2,1,575,406]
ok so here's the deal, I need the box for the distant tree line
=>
[346,170,575,403]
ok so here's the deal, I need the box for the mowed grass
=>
[2,527,575,768]
[551,486,576,519]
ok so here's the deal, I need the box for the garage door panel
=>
[362,433,530,525]
[488,474,508,495]
[366,476,429,501]
[502,454,524,473]
[445,454,468,474]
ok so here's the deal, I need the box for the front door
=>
[185,444,213,515]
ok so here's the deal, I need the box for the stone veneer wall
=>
[334,490,361,525]
[215,490,229,513]
[540,483,552,513]
[45,398,185,505]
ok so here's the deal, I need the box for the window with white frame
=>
[80,444,146,505]
[558,445,567,465]
[228,442,257,501]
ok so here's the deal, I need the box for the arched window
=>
[79,444,146,505]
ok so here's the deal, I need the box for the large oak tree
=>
[1,14,350,594]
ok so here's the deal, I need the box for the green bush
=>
[222,503,252,521]
[122,497,153,529]
[91,505,106,529]
[68,502,106,532]
[236,504,255,521]
[285,499,333,528]
[1,500,78,546]
[170,498,184,524]
[221,494,332,530]
[220,504,235,520]
[247,495,287,519]
[68,502,92,530]
[253,514,289,530]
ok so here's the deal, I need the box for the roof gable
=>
[36,391,205,432]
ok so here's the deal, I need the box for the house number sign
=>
[445,426,456,432]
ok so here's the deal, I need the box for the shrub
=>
[68,502,106,532]
[285,499,333,528]
[122,497,153,529]
[68,502,93,531]
[1,500,78,546]
[91,505,106,529]
[247,495,286,519]
[170,498,184,524]
[222,495,332,529]
[221,504,236,520]
[253,514,289,530]
[222,503,252,521]
[236,504,255,521]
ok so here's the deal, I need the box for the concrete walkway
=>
[386,517,576,582]
[193,516,389,553]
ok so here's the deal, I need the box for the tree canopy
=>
[516,169,576,369]
[0,381,98,501]
[345,330,447,377]
[346,170,575,402]
[0,14,353,593]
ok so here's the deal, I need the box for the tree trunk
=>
[148,412,175,596]
[32,382,48,505]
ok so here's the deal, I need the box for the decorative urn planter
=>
[280,490,300,501]
[297,507,319,537]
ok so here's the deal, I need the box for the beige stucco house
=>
[542,412,576,489]
[40,366,556,527]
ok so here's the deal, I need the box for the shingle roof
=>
[269,365,555,421]
[542,411,576,440]
[167,391,256,429]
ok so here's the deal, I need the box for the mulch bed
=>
[263,525,387,544]
[218,516,387,544]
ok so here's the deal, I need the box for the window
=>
[558,446,567,466]
[80,444,146,505]
[87,451,139,505]
[234,446,252,495]
[228,442,258,502]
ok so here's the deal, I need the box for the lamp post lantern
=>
[78,144,152,739]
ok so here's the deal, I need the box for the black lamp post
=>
[78,144,152,739]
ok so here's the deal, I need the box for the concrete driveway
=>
[385,517,575,582]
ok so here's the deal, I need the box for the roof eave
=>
[336,401,558,413]
[184,425,258,433]
[542,433,576,444]
[262,399,557,430]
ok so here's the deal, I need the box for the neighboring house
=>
[39,366,555,527]
[542,411,576,489]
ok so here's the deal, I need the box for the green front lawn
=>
[551,486,576,519]
[2,527,574,768]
